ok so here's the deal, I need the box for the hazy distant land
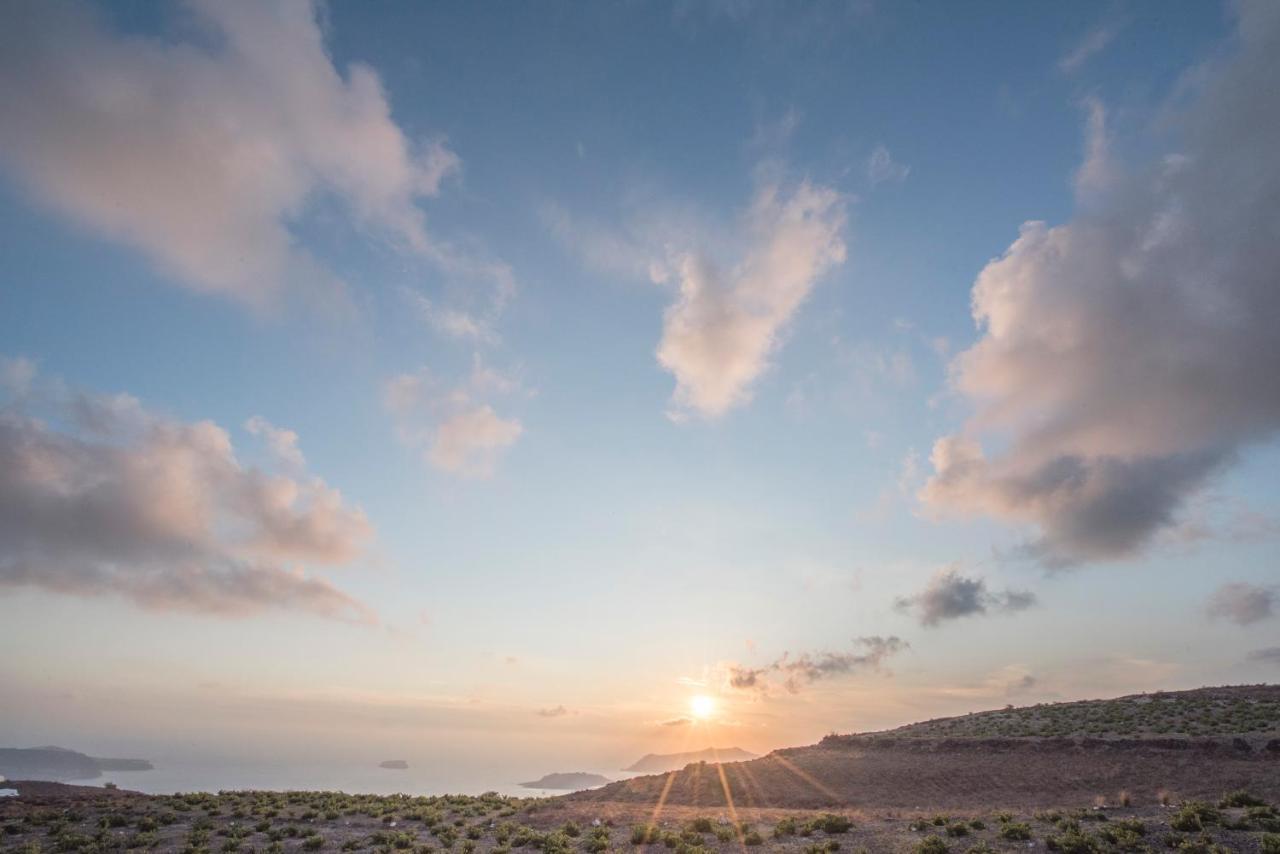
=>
[0,747,152,783]
[378,760,409,770]
[520,772,611,790]
[623,747,757,773]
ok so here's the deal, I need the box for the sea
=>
[16,761,639,798]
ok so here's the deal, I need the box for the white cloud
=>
[921,3,1280,565]
[866,144,910,185]
[384,358,524,478]
[0,365,374,621]
[657,180,847,418]
[1074,96,1114,199]
[0,0,500,308]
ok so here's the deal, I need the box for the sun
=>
[689,694,716,720]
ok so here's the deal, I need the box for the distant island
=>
[623,747,757,773]
[520,772,611,790]
[378,760,409,770]
[0,747,153,782]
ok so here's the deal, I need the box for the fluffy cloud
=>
[895,566,1036,627]
[724,636,907,695]
[384,358,523,478]
[0,367,373,621]
[1205,582,1275,625]
[0,0,489,307]
[920,3,1280,566]
[658,181,847,418]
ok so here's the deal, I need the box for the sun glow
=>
[689,694,716,720]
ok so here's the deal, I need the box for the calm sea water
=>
[75,761,636,798]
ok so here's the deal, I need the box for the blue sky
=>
[1,0,1277,771]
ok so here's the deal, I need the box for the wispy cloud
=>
[384,357,524,478]
[724,636,908,695]
[0,362,374,621]
[866,144,910,185]
[1059,20,1124,74]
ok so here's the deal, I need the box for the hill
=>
[0,747,153,782]
[573,685,1280,810]
[624,747,757,773]
[520,772,611,790]
[874,684,1280,740]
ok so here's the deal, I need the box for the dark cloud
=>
[920,3,1280,566]
[536,705,569,718]
[1248,647,1280,664]
[1206,582,1275,625]
[724,636,908,695]
[895,566,1037,627]
[0,367,374,621]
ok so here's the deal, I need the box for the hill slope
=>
[572,685,1280,810]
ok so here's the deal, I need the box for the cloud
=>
[920,4,1280,566]
[866,144,910,185]
[894,566,1037,627]
[0,0,499,308]
[1059,20,1123,74]
[536,705,569,718]
[1248,647,1280,664]
[724,636,907,695]
[384,357,523,478]
[658,180,847,418]
[0,357,37,397]
[660,717,693,727]
[1074,96,1114,198]
[0,365,374,621]
[245,416,305,471]
[1205,582,1275,625]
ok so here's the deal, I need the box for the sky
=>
[1,0,1278,781]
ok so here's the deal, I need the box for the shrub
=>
[630,825,657,845]
[742,830,763,846]
[914,836,949,854]
[772,818,797,838]
[1260,834,1280,854]
[944,823,969,838]
[997,823,1031,841]
[688,818,713,834]
[817,814,853,834]
[303,833,325,850]
[1218,790,1266,808]
[1044,829,1099,854]
[1170,803,1220,833]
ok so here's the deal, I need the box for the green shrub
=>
[1260,834,1280,854]
[914,837,948,854]
[772,818,797,838]
[1170,803,1220,833]
[1044,829,1099,854]
[945,823,969,838]
[1218,790,1266,808]
[688,818,713,834]
[742,830,763,846]
[303,833,325,850]
[998,822,1031,841]
[630,825,657,845]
